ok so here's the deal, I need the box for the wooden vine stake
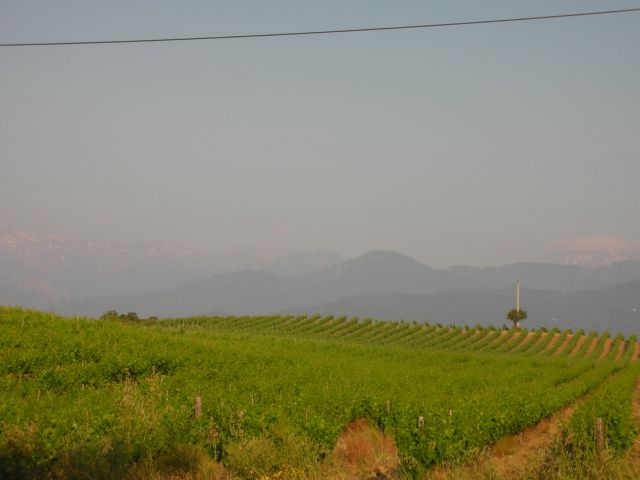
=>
[595,417,605,457]
[417,416,425,428]
[195,393,203,419]
[386,399,391,413]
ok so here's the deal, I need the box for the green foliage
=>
[506,308,528,327]
[101,310,140,321]
[589,332,611,360]
[560,329,585,356]
[100,309,119,320]
[564,364,640,455]
[0,307,635,478]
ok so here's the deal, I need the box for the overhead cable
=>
[1,7,639,48]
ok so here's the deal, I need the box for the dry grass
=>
[127,449,228,480]
[323,418,401,480]
[222,424,320,480]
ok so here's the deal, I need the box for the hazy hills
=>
[47,250,640,334]
[56,270,291,319]
[0,227,343,306]
[3,227,640,333]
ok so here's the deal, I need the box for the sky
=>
[1,1,639,267]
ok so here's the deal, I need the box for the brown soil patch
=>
[632,342,640,363]
[512,332,544,351]
[484,330,508,347]
[516,332,538,352]
[126,449,229,480]
[506,332,533,352]
[501,331,525,350]
[584,336,600,357]
[488,406,574,478]
[325,418,401,480]
[615,341,627,361]
[543,333,561,353]
[568,335,587,357]
[553,334,574,356]
[496,330,510,339]
[428,406,573,480]
[599,338,614,360]
[531,332,548,349]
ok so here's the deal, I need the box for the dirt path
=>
[599,338,614,360]
[553,334,573,356]
[568,335,587,358]
[427,406,574,480]
[426,365,636,480]
[632,342,640,363]
[615,341,627,361]
[486,406,574,479]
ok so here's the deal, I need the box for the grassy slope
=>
[0,308,635,479]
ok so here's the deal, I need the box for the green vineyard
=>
[1,307,639,479]
[143,314,638,361]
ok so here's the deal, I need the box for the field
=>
[1,307,640,479]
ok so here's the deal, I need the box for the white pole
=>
[516,281,521,313]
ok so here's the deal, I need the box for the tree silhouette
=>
[506,309,527,329]
[100,310,119,320]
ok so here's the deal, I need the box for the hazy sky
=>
[1,1,639,267]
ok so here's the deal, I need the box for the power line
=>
[1,7,639,48]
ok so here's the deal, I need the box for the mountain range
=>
[0,227,343,306]
[2,228,640,334]
[51,250,640,334]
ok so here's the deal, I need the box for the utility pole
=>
[507,281,526,329]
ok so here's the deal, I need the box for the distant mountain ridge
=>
[50,250,640,334]
[3,227,640,333]
[0,227,343,306]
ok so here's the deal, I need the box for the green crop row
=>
[136,314,635,364]
[564,363,640,454]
